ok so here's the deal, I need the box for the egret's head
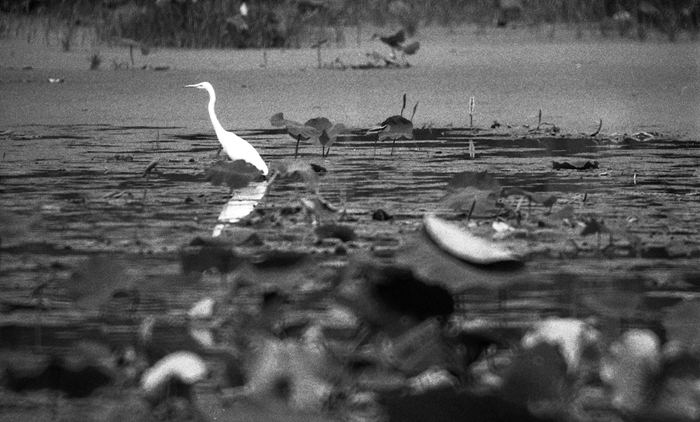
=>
[185,82,212,90]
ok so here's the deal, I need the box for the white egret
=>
[185,82,269,176]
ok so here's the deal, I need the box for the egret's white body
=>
[185,82,269,176]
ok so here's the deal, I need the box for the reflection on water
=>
[212,181,269,237]
[3,125,700,330]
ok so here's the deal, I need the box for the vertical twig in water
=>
[142,173,151,207]
[467,199,476,221]
[295,134,301,158]
[317,44,322,69]
[142,160,158,207]
[35,297,42,348]
[469,96,475,128]
[312,38,327,69]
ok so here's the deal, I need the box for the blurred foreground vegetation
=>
[0,0,698,49]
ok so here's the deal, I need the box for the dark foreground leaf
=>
[335,258,454,336]
[663,299,700,352]
[394,229,528,293]
[180,245,242,274]
[385,385,551,422]
[315,223,357,242]
[62,256,134,309]
[2,344,114,398]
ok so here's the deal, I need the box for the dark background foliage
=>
[1,0,698,47]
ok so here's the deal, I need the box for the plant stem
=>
[467,199,476,221]
[142,173,150,207]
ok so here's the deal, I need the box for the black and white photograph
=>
[1,0,699,421]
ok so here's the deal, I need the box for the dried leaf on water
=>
[423,214,521,265]
[552,160,599,170]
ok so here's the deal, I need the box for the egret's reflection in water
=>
[212,180,269,236]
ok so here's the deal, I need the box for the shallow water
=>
[2,124,700,421]
[2,125,700,319]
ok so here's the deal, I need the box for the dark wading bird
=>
[371,28,420,65]
[185,82,269,176]
[372,28,406,53]
[369,93,417,155]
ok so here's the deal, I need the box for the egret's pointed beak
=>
[184,84,198,88]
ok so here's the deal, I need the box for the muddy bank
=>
[1,26,699,138]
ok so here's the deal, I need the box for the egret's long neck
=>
[206,88,227,139]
